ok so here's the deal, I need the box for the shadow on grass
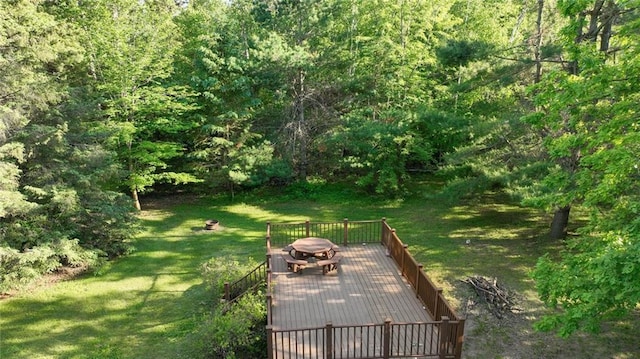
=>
[0,278,211,359]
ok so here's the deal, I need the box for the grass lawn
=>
[1,180,638,358]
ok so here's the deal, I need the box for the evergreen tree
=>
[0,0,137,292]
[173,0,287,196]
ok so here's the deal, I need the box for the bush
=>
[0,238,99,293]
[201,256,260,299]
[178,256,267,358]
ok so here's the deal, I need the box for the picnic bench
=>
[283,253,307,273]
[282,238,342,274]
[317,253,342,274]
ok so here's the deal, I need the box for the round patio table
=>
[290,237,339,260]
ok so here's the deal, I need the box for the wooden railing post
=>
[454,318,465,359]
[416,264,423,297]
[224,282,230,301]
[434,289,443,320]
[326,322,333,359]
[266,325,274,359]
[266,234,271,250]
[439,316,450,359]
[401,243,408,276]
[381,217,387,244]
[305,220,310,237]
[343,218,349,246]
[266,293,273,325]
[266,267,272,286]
[383,318,391,359]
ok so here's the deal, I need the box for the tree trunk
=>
[295,67,307,179]
[550,205,570,239]
[534,0,544,83]
[132,187,141,211]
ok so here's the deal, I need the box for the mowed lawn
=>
[0,197,271,358]
[1,183,638,358]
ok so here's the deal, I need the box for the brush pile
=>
[463,276,519,318]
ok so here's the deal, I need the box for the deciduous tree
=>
[74,0,199,210]
[530,0,640,336]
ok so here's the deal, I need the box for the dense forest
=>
[1,0,638,337]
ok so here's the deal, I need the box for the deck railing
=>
[223,260,268,302]
[267,318,462,359]
[266,219,465,359]
[267,219,382,247]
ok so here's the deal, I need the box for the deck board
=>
[271,243,433,330]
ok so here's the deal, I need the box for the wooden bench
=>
[283,254,307,273]
[316,254,343,274]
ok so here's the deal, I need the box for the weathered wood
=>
[271,247,432,329]
[316,254,342,274]
[283,254,307,273]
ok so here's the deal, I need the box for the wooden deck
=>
[271,243,433,330]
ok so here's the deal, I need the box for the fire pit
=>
[204,219,219,230]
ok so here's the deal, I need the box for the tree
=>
[173,0,289,195]
[284,0,461,194]
[74,0,199,210]
[435,0,562,202]
[529,0,640,336]
[0,0,137,291]
[248,0,325,180]
[0,0,77,221]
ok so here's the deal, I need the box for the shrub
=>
[201,256,260,299]
[179,257,267,359]
[0,238,99,293]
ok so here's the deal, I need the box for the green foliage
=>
[0,143,35,218]
[0,0,139,291]
[324,109,434,195]
[70,0,200,206]
[0,238,99,293]
[437,39,494,67]
[526,0,640,335]
[201,256,260,298]
[178,293,267,359]
[227,142,293,188]
[0,0,81,223]
[182,256,266,358]
[7,118,140,257]
[174,1,275,193]
[533,230,640,337]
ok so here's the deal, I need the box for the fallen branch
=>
[462,276,519,318]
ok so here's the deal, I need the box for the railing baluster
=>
[439,316,450,359]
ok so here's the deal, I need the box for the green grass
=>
[1,180,638,358]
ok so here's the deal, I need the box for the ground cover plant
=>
[0,180,638,358]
